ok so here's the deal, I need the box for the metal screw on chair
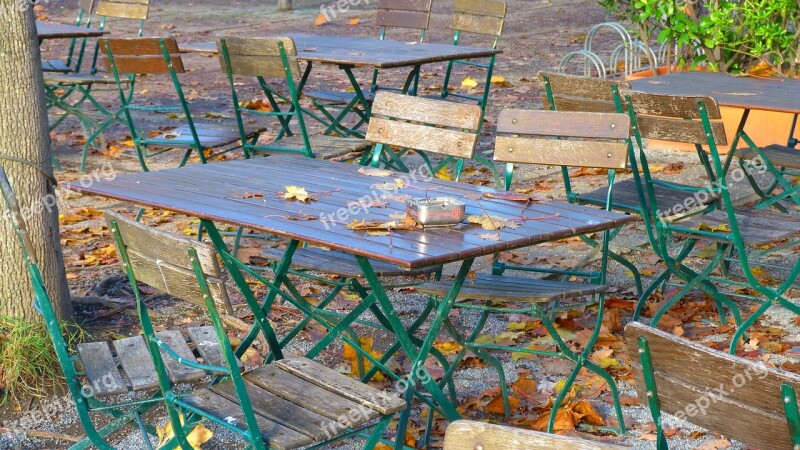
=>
[610,123,616,128]
[793,444,800,450]
[473,445,484,450]
[646,391,653,397]
[786,396,792,403]
[512,119,518,124]
[607,152,612,158]
[638,348,644,354]
[508,148,513,153]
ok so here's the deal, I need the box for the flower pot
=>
[627,67,794,154]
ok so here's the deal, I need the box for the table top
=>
[630,71,800,114]
[67,156,633,270]
[181,33,501,69]
[36,20,107,40]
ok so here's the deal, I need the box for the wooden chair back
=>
[95,0,150,20]
[105,211,233,314]
[627,92,728,146]
[495,110,630,170]
[216,36,301,79]
[443,420,626,449]
[625,321,800,450]
[451,0,507,37]
[367,92,482,159]
[79,0,95,13]
[539,71,629,113]
[100,37,184,75]
[375,0,433,31]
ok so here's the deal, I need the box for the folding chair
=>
[444,420,626,450]
[306,0,433,137]
[217,36,370,160]
[102,37,263,172]
[41,0,96,73]
[416,109,630,434]
[627,92,800,354]
[44,0,152,171]
[438,0,507,128]
[365,91,485,181]
[106,212,407,450]
[626,321,800,450]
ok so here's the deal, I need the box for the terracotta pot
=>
[626,67,794,154]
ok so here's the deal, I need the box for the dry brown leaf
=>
[358,167,393,177]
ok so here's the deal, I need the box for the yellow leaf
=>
[435,166,453,181]
[283,186,315,203]
[186,424,213,449]
[461,77,478,89]
[490,75,511,87]
[348,17,360,26]
[315,13,328,26]
[358,167,393,177]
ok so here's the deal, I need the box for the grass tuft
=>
[0,316,81,406]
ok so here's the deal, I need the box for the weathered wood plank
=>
[735,144,800,170]
[244,365,380,425]
[628,92,722,120]
[626,322,800,450]
[540,71,629,102]
[155,330,206,383]
[417,273,606,302]
[187,326,242,370]
[216,36,300,79]
[113,335,159,391]
[451,13,505,36]
[497,110,630,139]
[95,0,150,20]
[376,0,432,12]
[181,389,313,449]
[636,116,727,145]
[211,380,334,441]
[454,0,507,17]
[275,357,405,414]
[76,342,129,396]
[371,91,483,130]
[443,420,626,449]
[495,137,629,169]
[367,117,478,159]
[376,9,430,30]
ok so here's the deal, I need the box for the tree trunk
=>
[0,2,73,320]
[278,0,292,11]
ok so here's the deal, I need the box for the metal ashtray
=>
[406,197,465,227]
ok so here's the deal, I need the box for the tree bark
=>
[0,2,73,320]
[278,0,292,11]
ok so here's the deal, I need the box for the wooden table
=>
[183,34,501,136]
[67,155,633,421]
[630,71,800,114]
[36,20,106,42]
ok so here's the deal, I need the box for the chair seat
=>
[735,144,800,170]
[147,122,263,149]
[260,247,442,278]
[42,59,71,73]
[180,357,405,450]
[580,178,718,220]
[43,73,120,85]
[254,135,371,160]
[416,273,607,303]
[672,208,800,247]
[75,326,241,397]
[306,90,375,105]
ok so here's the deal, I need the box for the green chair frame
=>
[41,0,96,73]
[103,37,256,172]
[0,166,161,450]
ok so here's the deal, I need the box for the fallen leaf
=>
[490,75,512,87]
[467,215,519,230]
[348,17,360,25]
[283,186,316,203]
[314,13,328,26]
[461,77,478,89]
[358,167,393,177]
[485,394,519,414]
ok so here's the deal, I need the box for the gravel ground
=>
[2,0,798,449]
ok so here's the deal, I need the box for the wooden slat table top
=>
[36,20,107,40]
[67,156,633,270]
[630,71,800,114]
[181,34,501,69]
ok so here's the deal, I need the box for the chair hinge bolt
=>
[646,391,653,397]
[638,348,644,354]
[786,396,792,403]
[508,148,513,153]
[474,445,484,450]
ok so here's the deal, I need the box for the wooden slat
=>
[454,0,508,17]
[106,211,219,275]
[95,0,150,20]
[735,144,800,170]
[451,13,505,36]
[211,380,338,441]
[376,9,431,30]
[371,91,482,130]
[376,0,432,12]
[79,0,95,13]
[497,110,630,139]
[76,342,129,396]
[625,322,800,450]
[636,116,727,145]
[244,365,380,425]
[259,247,440,278]
[113,335,159,391]
[495,137,629,169]
[275,357,406,414]
[673,209,800,246]
[444,420,626,450]
[187,326,242,370]
[629,92,721,119]
[545,94,621,113]
[540,71,630,101]
[100,38,184,75]
[216,36,300,79]
[580,179,718,219]
[367,117,478,159]
[417,273,606,302]
[155,330,206,383]
[181,389,314,449]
